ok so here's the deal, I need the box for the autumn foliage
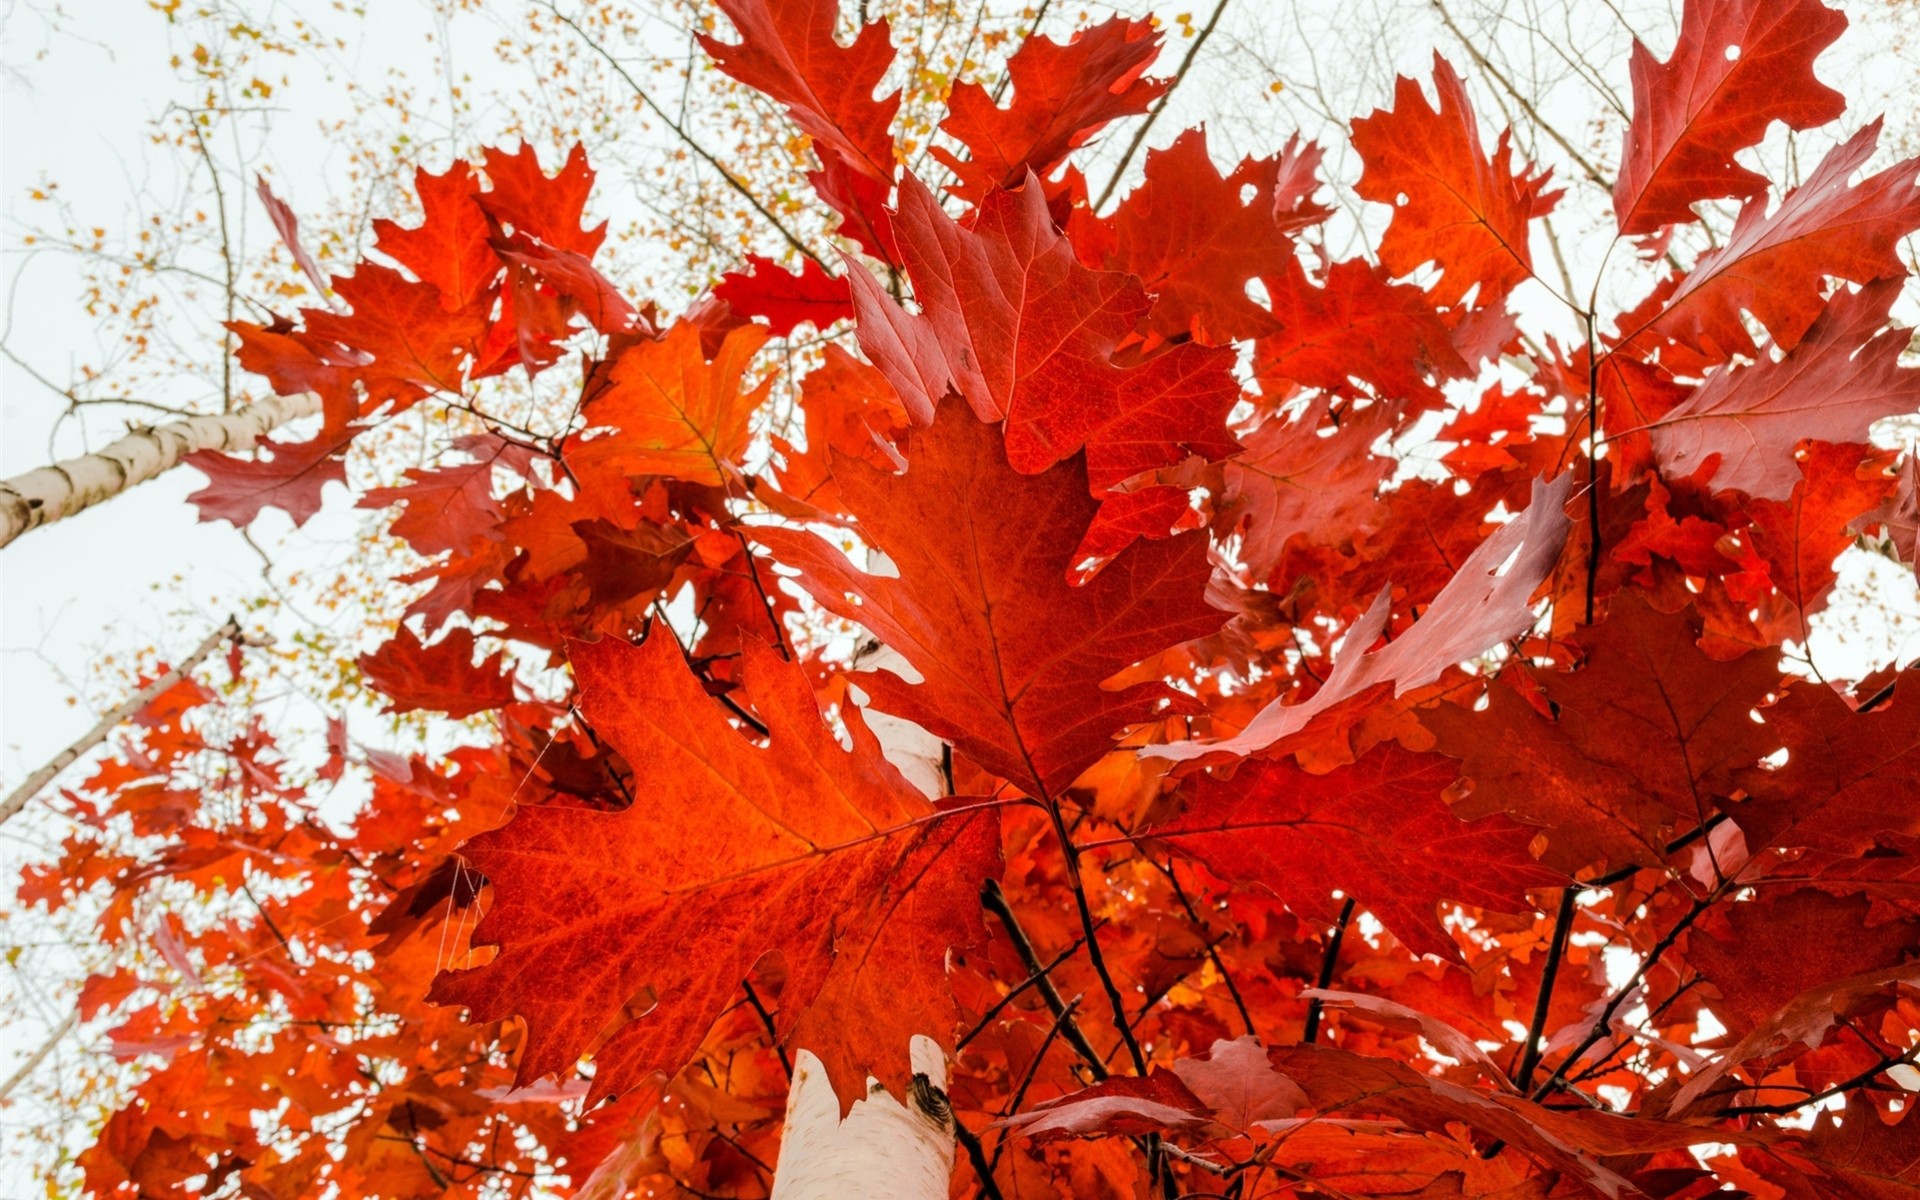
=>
[22,0,1920,1196]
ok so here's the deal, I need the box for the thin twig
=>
[1093,0,1232,211]
[956,1118,1008,1200]
[1302,897,1356,1043]
[957,930,1092,1050]
[1724,1042,1920,1116]
[981,879,1109,1079]
[1530,891,1719,1102]
[544,3,827,268]
[741,979,794,1078]
[1158,860,1257,1039]
[1515,887,1577,1090]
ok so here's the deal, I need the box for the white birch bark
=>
[769,1036,955,1200]
[0,617,242,827]
[0,391,321,547]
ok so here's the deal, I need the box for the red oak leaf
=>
[933,17,1164,204]
[1073,484,1194,561]
[1254,258,1472,411]
[1266,1044,1733,1190]
[1649,279,1919,500]
[429,634,999,1107]
[753,395,1227,799]
[360,433,535,559]
[699,0,900,183]
[1614,0,1848,238]
[473,142,606,258]
[996,1069,1214,1141]
[1670,958,1920,1114]
[1739,440,1894,638]
[1350,54,1560,309]
[1726,673,1920,858]
[1684,889,1917,1038]
[1151,745,1561,961]
[713,255,853,337]
[565,322,773,487]
[299,262,487,410]
[1104,128,1329,343]
[186,425,352,530]
[848,174,1240,489]
[370,160,497,310]
[1216,397,1395,581]
[356,626,518,719]
[1427,594,1783,874]
[1621,120,1920,360]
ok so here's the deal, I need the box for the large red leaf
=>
[564,322,772,487]
[753,396,1227,799]
[1350,54,1560,309]
[1155,474,1571,763]
[1614,0,1847,237]
[699,0,900,183]
[1151,744,1562,960]
[933,17,1163,205]
[1648,279,1919,500]
[848,174,1240,489]
[430,634,999,1106]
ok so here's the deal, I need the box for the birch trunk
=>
[769,1036,955,1200]
[0,617,241,827]
[0,392,321,547]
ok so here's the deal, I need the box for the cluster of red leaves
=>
[24,0,1920,1196]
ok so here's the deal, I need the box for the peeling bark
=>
[770,1036,955,1200]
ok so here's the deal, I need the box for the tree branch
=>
[1093,0,1232,211]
